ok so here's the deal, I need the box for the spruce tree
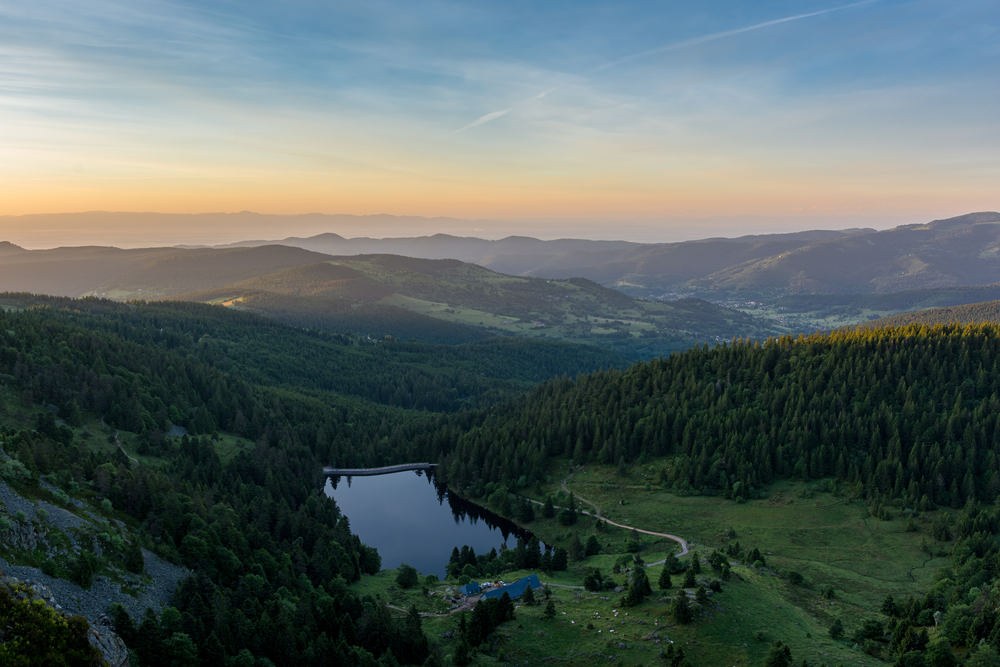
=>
[672,590,693,624]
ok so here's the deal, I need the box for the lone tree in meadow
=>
[764,641,793,667]
[622,562,653,607]
[672,590,693,624]
[396,563,419,589]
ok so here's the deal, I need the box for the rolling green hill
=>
[179,254,777,358]
[0,244,780,356]
[0,294,627,664]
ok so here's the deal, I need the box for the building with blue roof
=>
[461,582,481,597]
[482,574,541,601]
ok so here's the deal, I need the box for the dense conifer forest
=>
[6,293,1000,664]
[0,295,618,664]
[442,325,1000,509]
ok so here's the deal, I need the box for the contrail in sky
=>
[456,108,512,133]
[595,0,877,71]
[455,0,877,133]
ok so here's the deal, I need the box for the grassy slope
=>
[188,256,778,357]
[352,461,951,665]
[520,472,942,665]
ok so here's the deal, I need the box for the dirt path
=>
[387,597,478,618]
[560,478,602,517]
[531,476,690,559]
[561,475,689,558]
[578,508,689,558]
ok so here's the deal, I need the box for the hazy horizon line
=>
[2,208,997,251]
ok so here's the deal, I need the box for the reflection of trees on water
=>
[422,468,533,544]
[328,468,536,545]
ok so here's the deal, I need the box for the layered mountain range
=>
[223,211,1000,298]
[2,211,999,350]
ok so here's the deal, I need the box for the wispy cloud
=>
[455,108,512,133]
[456,0,878,132]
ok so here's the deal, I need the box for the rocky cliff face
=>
[88,615,131,667]
[0,474,188,664]
[1,575,130,666]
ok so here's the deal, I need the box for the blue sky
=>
[0,0,997,241]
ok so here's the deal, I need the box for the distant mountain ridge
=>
[220,228,869,291]
[697,212,1000,295]
[219,212,1000,297]
[3,211,999,340]
[0,244,331,298]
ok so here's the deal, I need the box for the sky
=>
[0,0,998,243]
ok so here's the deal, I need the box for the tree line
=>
[440,324,1000,509]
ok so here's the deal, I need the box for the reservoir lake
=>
[324,470,529,578]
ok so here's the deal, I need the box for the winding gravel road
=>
[531,476,690,560]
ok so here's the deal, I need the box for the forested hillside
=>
[861,299,1000,329]
[442,324,1000,508]
[0,295,625,664]
[0,297,437,663]
[10,295,1000,663]
[431,324,1000,663]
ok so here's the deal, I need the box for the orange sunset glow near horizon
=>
[1,1,997,246]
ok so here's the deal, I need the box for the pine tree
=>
[551,547,568,571]
[672,590,693,624]
[542,496,555,519]
[623,563,652,607]
[764,641,792,667]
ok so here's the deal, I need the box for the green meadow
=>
[354,460,952,665]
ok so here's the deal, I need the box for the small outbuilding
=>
[461,582,481,597]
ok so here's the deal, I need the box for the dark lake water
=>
[324,470,528,578]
